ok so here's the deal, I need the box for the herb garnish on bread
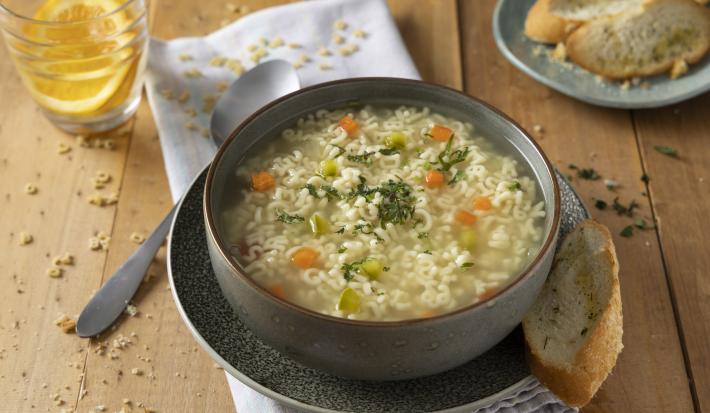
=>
[565,0,710,79]
[523,220,623,407]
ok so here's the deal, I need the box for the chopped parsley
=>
[620,225,634,237]
[302,183,343,201]
[352,222,384,242]
[580,327,588,336]
[422,249,432,255]
[337,246,348,253]
[448,171,466,186]
[376,180,416,227]
[612,197,639,217]
[335,226,345,234]
[349,177,416,227]
[508,181,523,192]
[604,179,619,191]
[634,218,655,230]
[569,164,600,180]
[594,199,608,210]
[340,258,369,282]
[378,148,400,156]
[347,151,376,165]
[434,137,470,172]
[460,262,475,269]
[417,231,429,240]
[330,144,347,158]
[275,209,304,224]
[654,145,678,158]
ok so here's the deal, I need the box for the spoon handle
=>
[75,203,178,337]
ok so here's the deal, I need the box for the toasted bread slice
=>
[523,220,623,408]
[548,0,645,20]
[525,0,580,44]
[566,0,710,79]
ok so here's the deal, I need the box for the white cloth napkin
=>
[144,0,575,411]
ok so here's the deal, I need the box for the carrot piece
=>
[455,210,477,225]
[291,247,319,269]
[479,287,497,301]
[473,196,492,211]
[430,124,453,142]
[425,170,445,188]
[269,285,287,300]
[251,171,275,192]
[419,310,436,318]
[339,115,359,136]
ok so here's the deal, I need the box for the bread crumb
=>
[317,46,331,57]
[333,34,345,45]
[95,406,106,412]
[670,59,688,80]
[619,80,631,91]
[18,232,33,246]
[24,183,38,195]
[131,368,143,376]
[334,19,347,30]
[353,29,367,38]
[551,42,566,61]
[130,232,145,244]
[225,2,238,12]
[54,314,76,333]
[57,142,72,154]
[52,253,74,266]
[533,124,544,134]
[47,267,63,278]
[178,53,193,62]
[338,43,359,56]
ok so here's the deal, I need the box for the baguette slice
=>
[525,0,580,44]
[523,220,623,408]
[548,0,645,21]
[566,0,710,79]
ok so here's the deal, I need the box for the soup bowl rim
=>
[204,76,561,327]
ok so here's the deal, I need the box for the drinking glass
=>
[0,0,149,133]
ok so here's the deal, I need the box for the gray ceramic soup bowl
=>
[204,78,561,381]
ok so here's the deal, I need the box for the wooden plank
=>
[0,40,132,412]
[633,95,710,412]
[71,0,462,412]
[458,1,696,412]
[388,0,462,89]
[74,100,236,412]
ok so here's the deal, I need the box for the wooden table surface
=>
[2,0,709,412]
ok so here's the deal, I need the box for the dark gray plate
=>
[493,0,710,109]
[167,168,589,413]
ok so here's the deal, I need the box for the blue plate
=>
[493,0,710,109]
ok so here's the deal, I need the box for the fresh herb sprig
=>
[654,145,678,158]
[275,209,304,224]
[435,137,470,172]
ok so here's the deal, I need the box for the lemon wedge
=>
[19,0,137,115]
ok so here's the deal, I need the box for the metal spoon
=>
[76,59,300,338]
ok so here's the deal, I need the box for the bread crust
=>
[525,0,579,44]
[565,0,710,79]
[523,220,623,408]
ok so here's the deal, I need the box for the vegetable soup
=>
[221,105,546,321]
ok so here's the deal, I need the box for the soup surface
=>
[222,105,545,321]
